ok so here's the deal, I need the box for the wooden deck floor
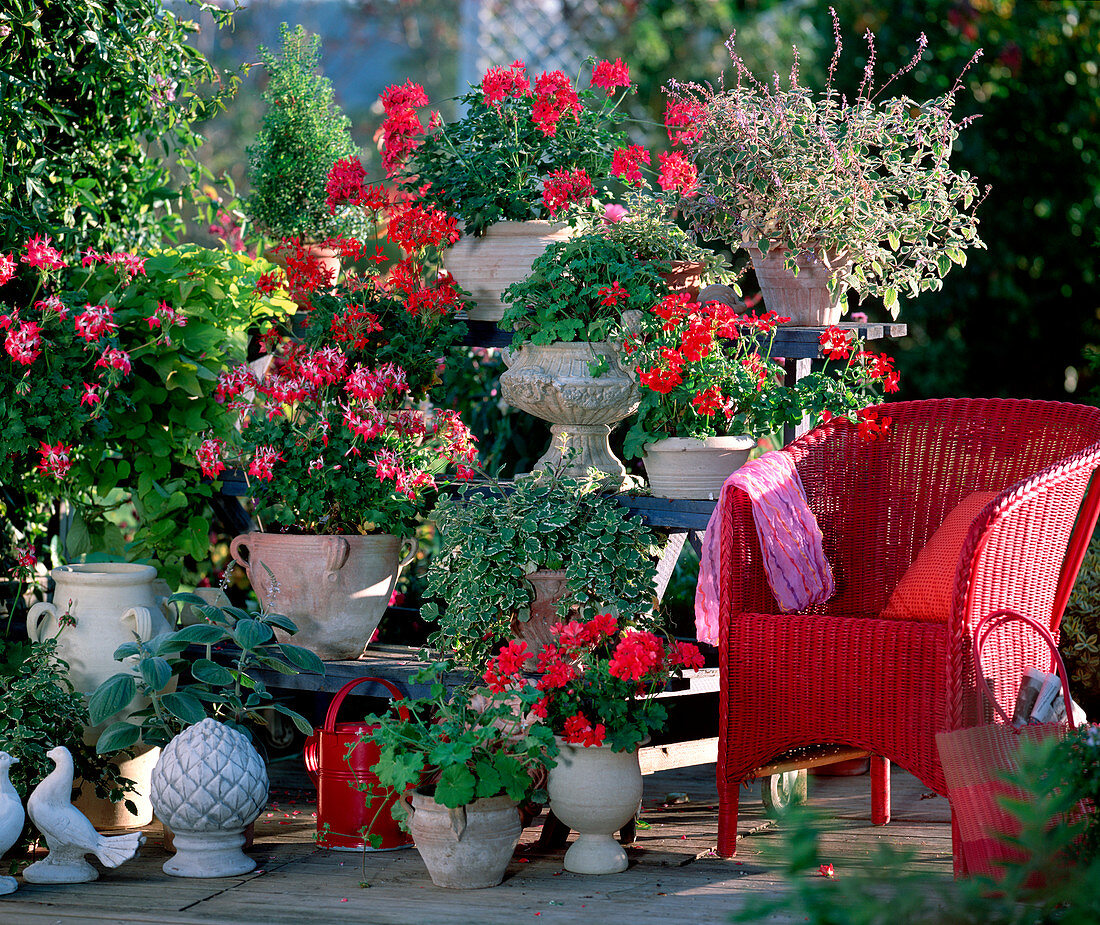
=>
[2,764,952,924]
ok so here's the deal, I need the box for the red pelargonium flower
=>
[536,659,576,691]
[387,202,460,252]
[36,441,73,478]
[562,712,606,748]
[586,612,618,640]
[857,408,891,442]
[692,386,724,417]
[0,252,15,286]
[608,631,665,681]
[532,70,581,137]
[22,235,65,271]
[481,60,531,107]
[215,364,258,403]
[818,863,836,879]
[73,303,117,343]
[591,57,630,91]
[638,361,683,395]
[4,320,42,365]
[819,325,854,360]
[680,320,713,362]
[15,545,36,569]
[552,619,590,650]
[657,151,698,196]
[343,404,385,441]
[610,144,650,187]
[195,437,226,479]
[495,639,531,676]
[541,168,595,217]
[79,382,102,407]
[664,99,705,146]
[380,80,429,176]
[248,446,284,482]
[325,156,367,213]
[670,640,706,671]
[598,281,629,307]
[652,291,693,328]
[741,353,772,391]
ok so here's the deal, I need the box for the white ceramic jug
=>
[26,562,173,696]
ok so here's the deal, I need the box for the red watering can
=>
[304,676,413,851]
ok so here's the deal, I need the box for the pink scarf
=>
[695,451,835,645]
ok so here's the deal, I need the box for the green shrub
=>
[1061,536,1100,717]
[244,23,360,241]
[0,0,237,253]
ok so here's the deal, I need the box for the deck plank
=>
[0,765,951,925]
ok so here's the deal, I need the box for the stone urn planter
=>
[746,245,850,325]
[403,789,521,889]
[26,562,174,827]
[499,341,640,482]
[547,738,644,874]
[151,718,268,878]
[642,435,756,500]
[444,221,571,323]
[230,532,416,661]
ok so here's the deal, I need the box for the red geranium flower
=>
[591,57,630,92]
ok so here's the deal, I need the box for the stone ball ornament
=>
[151,718,268,878]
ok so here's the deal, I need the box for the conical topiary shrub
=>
[244,23,361,241]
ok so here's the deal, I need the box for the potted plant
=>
[355,663,557,889]
[483,614,705,874]
[245,23,362,283]
[380,57,634,321]
[497,232,670,479]
[667,13,987,321]
[87,591,324,877]
[423,468,661,669]
[207,184,477,661]
[623,298,901,497]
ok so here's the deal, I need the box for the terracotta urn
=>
[230,532,416,661]
[404,789,521,889]
[151,719,268,878]
[745,244,850,325]
[642,435,755,500]
[510,569,579,655]
[547,738,643,875]
[499,341,640,482]
[444,220,571,323]
[264,241,341,290]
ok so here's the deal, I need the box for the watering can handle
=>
[323,676,407,732]
[303,732,320,785]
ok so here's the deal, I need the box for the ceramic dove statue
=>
[0,751,24,895]
[22,746,145,883]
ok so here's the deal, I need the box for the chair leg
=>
[951,810,969,879]
[870,755,890,825]
[717,780,740,857]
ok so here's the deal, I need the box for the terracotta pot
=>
[642,435,755,501]
[151,719,268,878]
[511,569,578,654]
[230,533,417,661]
[746,245,849,325]
[499,341,640,482]
[444,220,571,323]
[404,790,521,889]
[660,260,706,299]
[547,738,643,875]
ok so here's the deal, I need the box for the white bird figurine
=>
[22,746,145,884]
[0,751,24,895]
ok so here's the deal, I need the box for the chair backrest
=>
[786,398,1100,620]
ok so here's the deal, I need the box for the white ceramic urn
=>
[151,718,268,878]
[547,738,643,875]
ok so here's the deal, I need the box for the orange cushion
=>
[881,491,997,623]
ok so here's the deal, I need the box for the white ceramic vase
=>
[444,220,571,322]
[26,562,174,826]
[404,790,521,889]
[547,738,643,875]
[229,532,416,661]
[499,341,640,481]
[151,718,268,878]
[642,435,755,500]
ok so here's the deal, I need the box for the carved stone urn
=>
[499,341,640,481]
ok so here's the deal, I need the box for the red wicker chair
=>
[715,398,1100,874]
